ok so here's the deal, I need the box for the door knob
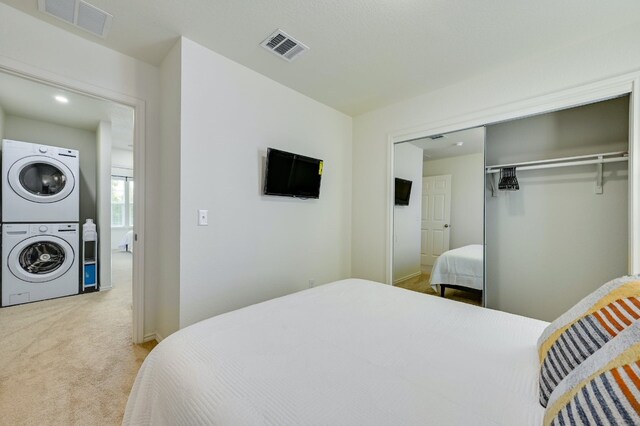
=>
[444,224,450,228]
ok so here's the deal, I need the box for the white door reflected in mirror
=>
[421,175,451,270]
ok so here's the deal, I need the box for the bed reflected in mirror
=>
[392,127,485,306]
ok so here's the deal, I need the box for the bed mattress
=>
[430,244,484,291]
[119,230,134,252]
[124,279,547,425]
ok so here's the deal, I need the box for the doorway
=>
[0,67,145,341]
[484,96,630,321]
[111,148,135,303]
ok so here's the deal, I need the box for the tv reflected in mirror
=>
[394,178,412,206]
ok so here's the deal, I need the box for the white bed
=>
[430,244,483,295]
[124,279,547,425]
[119,230,134,252]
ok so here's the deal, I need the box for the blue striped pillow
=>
[544,321,640,425]
[537,276,640,407]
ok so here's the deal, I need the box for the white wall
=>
[0,3,161,338]
[352,21,640,283]
[178,38,352,328]
[156,40,182,338]
[423,153,484,250]
[4,115,97,226]
[0,104,4,140]
[96,121,112,289]
[393,143,423,282]
[485,98,629,321]
[111,148,133,170]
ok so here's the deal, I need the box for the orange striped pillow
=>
[537,276,640,407]
[544,321,640,425]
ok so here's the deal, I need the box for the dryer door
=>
[8,236,75,283]
[7,156,75,203]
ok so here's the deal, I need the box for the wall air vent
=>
[38,0,113,38]
[260,29,309,62]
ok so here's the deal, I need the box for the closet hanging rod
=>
[485,151,628,174]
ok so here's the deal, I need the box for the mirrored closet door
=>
[392,127,486,307]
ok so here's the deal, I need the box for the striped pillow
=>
[544,321,640,425]
[537,275,640,407]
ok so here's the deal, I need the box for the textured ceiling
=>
[3,1,640,116]
[0,71,134,150]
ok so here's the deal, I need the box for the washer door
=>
[8,156,75,203]
[8,236,75,283]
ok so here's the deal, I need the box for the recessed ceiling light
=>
[454,142,464,147]
[54,95,69,104]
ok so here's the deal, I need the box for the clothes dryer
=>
[2,139,79,223]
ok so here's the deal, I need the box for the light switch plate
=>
[198,209,208,226]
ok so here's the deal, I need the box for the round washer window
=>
[19,242,66,275]
[19,163,67,196]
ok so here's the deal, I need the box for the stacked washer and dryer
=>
[1,139,80,307]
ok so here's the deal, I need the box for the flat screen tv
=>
[395,178,412,206]
[263,148,323,199]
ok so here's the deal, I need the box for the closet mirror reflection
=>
[392,127,485,306]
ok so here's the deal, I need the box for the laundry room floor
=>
[0,251,156,425]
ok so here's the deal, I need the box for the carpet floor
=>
[395,273,482,306]
[0,251,156,425]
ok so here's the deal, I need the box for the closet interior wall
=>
[485,95,630,321]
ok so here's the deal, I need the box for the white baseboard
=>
[99,285,113,292]
[393,270,422,285]
[143,332,163,343]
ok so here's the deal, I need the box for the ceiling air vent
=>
[260,29,309,62]
[38,0,113,38]
[429,135,446,140]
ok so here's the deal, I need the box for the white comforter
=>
[430,244,484,291]
[119,230,134,252]
[124,279,547,425]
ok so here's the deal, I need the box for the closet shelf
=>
[485,151,628,174]
[486,151,628,196]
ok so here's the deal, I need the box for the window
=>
[111,176,134,227]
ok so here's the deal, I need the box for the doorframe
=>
[386,70,640,287]
[0,59,147,344]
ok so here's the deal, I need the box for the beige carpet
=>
[0,251,156,426]
[395,273,482,306]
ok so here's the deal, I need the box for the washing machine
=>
[2,223,79,307]
[2,139,79,223]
